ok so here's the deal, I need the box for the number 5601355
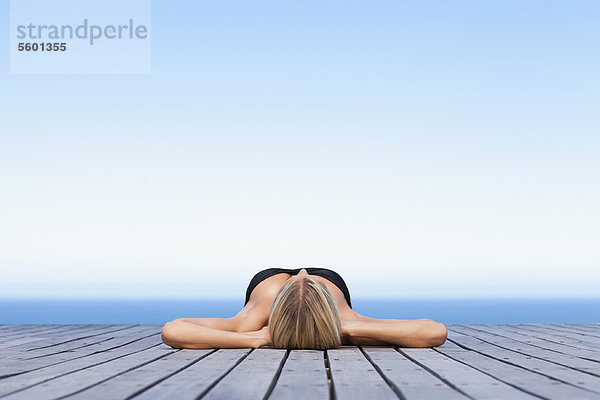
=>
[17,42,67,51]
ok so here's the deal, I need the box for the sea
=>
[1,298,599,325]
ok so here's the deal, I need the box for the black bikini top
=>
[244,267,352,308]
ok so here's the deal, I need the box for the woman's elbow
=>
[161,321,182,348]
[428,322,447,347]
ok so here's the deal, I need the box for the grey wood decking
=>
[1,324,599,399]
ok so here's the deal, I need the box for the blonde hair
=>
[268,277,342,349]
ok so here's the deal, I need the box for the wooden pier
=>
[1,323,599,399]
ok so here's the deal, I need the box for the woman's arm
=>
[161,301,271,349]
[342,318,447,348]
[166,317,240,330]
[161,319,271,349]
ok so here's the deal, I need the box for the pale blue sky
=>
[1,0,599,298]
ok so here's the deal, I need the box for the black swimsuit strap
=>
[244,267,352,308]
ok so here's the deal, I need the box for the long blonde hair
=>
[268,276,342,349]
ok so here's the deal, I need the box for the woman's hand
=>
[162,319,273,349]
[259,326,272,347]
[246,326,272,348]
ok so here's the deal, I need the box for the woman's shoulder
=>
[247,272,290,302]
[233,298,272,331]
[238,273,293,331]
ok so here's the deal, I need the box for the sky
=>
[0,0,599,299]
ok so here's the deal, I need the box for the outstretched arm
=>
[161,319,270,349]
[342,317,447,347]
[161,302,271,349]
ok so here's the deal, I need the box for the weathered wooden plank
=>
[0,325,31,334]
[0,326,160,376]
[516,325,600,342]
[450,326,600,376]
[552,325,600,336]
[462,325,600,362]
[520,325,600,341]
[0,325,57,333]
[0,325,109,342]
[0,334,164,397]
[436,347,600,400]
[0,325,140,354]
[400,347,538,400]
[496,325,600,352]
[446,329,600,392]
[269,350,329,400]
[522,326,600,349]
[0,325,68,340]
[49,350,212,400]
[438,334,465,350]
[2,345,176,400]
[328,346,398,400]
[362,347,469,400]
[33,325,124,339]
[21,326,158,358]
[202,348,287,400]
[0,338,45,350]
[578,325,600,335]
[27,325,145,350]
[133,349,250,400]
